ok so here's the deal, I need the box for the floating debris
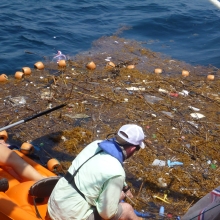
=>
[190,113,205,119]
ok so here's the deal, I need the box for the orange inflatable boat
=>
[0,150,58,220]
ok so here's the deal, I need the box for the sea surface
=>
[0,0,220,75]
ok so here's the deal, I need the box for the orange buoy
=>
[207,75,215,80]
[22,67,31,75]
[106,62,115,69]
[154,68,162,74]
[182,70,189,77]
[0,130,8,142]
[20,143,34,155]
[86,61,96,70]
[0,74,8,82]
[34,61,44,70]
[15,71,24,79]
[127,64,135,69]
[58,60,66,68]
[47,158,62,172]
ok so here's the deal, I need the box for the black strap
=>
[33,198,43,219]
[29,176,61,219]
[64,150,103,200]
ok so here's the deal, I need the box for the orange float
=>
[47,158,62,172]
[207,74,215,80]
[127,64,135,69]
[0,150,57,219]
[0,74,8,82]
[86,61,96,70]
[22,67,32,75]
[106,61,115,69]
[34,61,45,70]
[15,71,24,79]
[58,60,66,68]
[20,142,34,155]
[0,130,8,142]
[154,68,162,74]
[182,70,189,77]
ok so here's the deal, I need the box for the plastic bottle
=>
[159,206,165,216]
[167,160,183,167]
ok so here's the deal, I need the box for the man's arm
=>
[96,176,124,219]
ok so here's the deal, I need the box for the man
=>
[48,124,145,220]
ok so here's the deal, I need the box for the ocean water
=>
[0,0,220,75]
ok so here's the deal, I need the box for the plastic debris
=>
[158,178,167,188]
[159,206,165,216]
[33,145,40,152]
[158,88,169,94]
[167,160,183,167]
[161,111,174,118]
[41,91,54,100]
[6,96,26,106]
[152,159,166,166]
[134,210,155,218]
[190,113,205,119]
[153,194,170,204]
[126,87,145,91]
[152,134,157,138]
[187,121,199,128]
[61,136,67,142]
[188,106,200,111]
[178,90,189,96]
[210,164,217,169]
[169,92,179,97]
[64,113,91,119]
[52,51,66,63]
[144,94,163,104]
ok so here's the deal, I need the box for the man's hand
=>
[124,189,133,198]
[120,188,134,201]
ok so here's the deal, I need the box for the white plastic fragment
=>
[64,113,90,119]
[157,178,167,188]
[207,160,211,165]
[187,121,199,128]
[61,136,67,142]
[47,103,52,109]
[152,159,166,166]
[188,106,200,111]
[158,88,169,94]
[190,113,205,119]
[126,87,145,91]
[144,94,163,104]
[8,96,26,106]
[105,57,111,61]
[161,111,174,118]
[179,90,189,96]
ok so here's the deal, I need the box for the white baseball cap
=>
[117,124,145,149]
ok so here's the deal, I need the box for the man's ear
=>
[130,146,137,151]
[126,146,137,154]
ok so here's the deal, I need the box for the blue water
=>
[0,0,220,75]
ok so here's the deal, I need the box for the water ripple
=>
[0,0,220,74]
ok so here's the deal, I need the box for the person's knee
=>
[121,202,133,211]
[119,202,136,219]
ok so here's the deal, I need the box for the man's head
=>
[116,124,145,159]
